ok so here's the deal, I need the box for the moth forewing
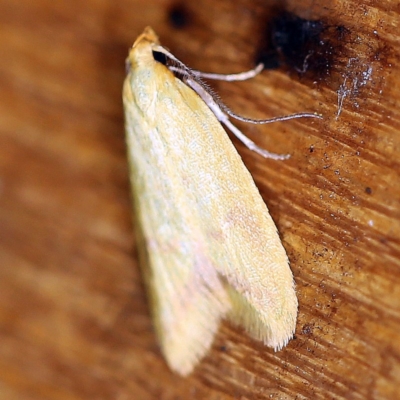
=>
[123,27,298,376]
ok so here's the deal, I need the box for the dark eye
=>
[152,51,167,65]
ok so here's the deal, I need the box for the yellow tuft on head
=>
[127,27,160,69]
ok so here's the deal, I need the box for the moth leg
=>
[221,118,290,160]
[169,63,264,82]
[185,77,290,160]
[190,63,264,82]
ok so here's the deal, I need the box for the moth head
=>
[127,26,161,69]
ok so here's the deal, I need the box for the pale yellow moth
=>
[123,27,320,376]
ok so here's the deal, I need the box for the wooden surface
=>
[1,0,399,399]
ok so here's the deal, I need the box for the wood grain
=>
[0,0,399,399]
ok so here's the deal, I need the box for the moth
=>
[123,27,320,376]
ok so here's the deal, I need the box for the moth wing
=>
[124,54,297,375]
[124,65,231,376]
[154,73,298,352]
